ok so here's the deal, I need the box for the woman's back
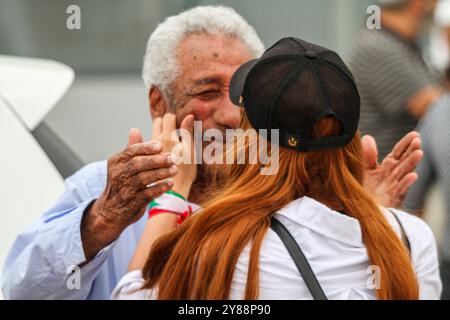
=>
[112,196,441,300]
[230,197,441,300]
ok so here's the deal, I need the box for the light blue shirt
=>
[1,161,147,300]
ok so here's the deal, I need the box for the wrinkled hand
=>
[91,128,177,232]
[81,128,180,261]
[362,132,423,208]
[152,113,197,198]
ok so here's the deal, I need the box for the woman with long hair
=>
[112,37,441,300]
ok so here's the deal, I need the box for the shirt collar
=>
[276,196,364,247]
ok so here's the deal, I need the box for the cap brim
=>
[229,59,258,107]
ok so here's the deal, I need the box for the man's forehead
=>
[178,34,253,67]
[175,34,254,89]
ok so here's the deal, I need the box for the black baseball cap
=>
[229,37,360,152]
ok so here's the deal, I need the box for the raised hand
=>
[362,132,423,208]
[152,113,197,199]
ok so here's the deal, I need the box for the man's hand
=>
[81,128,178,261]
[362,132,423,208]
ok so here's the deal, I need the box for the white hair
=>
[142,5,265,96]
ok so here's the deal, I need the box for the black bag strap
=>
[270,216,327,300]
[389,209,411,255]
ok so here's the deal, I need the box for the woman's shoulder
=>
[386,208,442,299]
[110,269,157,300]
[385,208,437,255]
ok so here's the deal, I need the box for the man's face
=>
[170,33,254,132]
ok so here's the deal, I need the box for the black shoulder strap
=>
[389,209,411,255]
[270,216,327,300]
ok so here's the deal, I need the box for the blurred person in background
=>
[404,68,450,299]
[404,1,450,299]
[1,6,425,300]
[428,0,450,72]
[348,0,443,160]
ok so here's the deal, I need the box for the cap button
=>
[305,50,317,59]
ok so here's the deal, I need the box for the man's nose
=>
[213,97,242,129]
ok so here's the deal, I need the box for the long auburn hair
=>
[142,113,419,300]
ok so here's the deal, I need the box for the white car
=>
[0,56,76,299]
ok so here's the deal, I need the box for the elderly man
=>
[1,6,423,300]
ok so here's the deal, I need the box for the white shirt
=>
[111,196,442,300]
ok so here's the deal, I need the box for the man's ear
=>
[149,87,168,118]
